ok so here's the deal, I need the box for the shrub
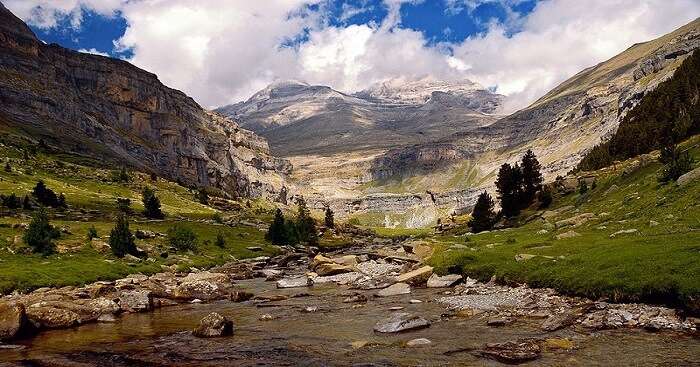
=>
[167,224,197,252]
[111,166,131,183]
[22,195,32,210]
[658,145,693,183]
[0,193,22,209]
[86,226,98,240]
[324,207,335,229]
[215,232,226,248]
[468,191,496,233]
[23,207,59,255]
[32,181,61,207]
[537,187,553,209]
[142,187,164,219]
[109,214,139,258]
[578,181,588,195]
[196,189,209,205]
[116,197,132,214]
[4,162,10,172]
[295,198,318,245]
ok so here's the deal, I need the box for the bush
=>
[32,181,63,207]
[109,214,139,258]
[116,197,132,214]
[196,189,209,205]
[142,187,164,219]
[4,162,10,172]
[324,207,335,229]
[86,226,98,240]
[167,224,197,252]
[658,145,693,183]
[295,198,318,245]
[111,166,131,183]
[215,232,226,248]
[22,195,32,210]
[537,187,553,209]
[578,181,589,195]
[212,212,223,223]
[0,193,22,209]
[23,207,59,255]
[267,208,289,245]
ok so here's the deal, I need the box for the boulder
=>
[315,262,353,276]
[276,276,312,289]
[374,312,430,333]
[475,340,541,364]
[541,311,578,331]
[332,255,358,266]
[26,305,80,329]
[395,266,433,286]
[677,167,700,187]
[181,271,230,284]
[556,213,595,228]
[406,338,432,347]
[118,290,153,312]
[173,280,227,301]
[376,283,411,297]
[310,254,334,269]
[555,230,580,240]
[135,229,157,239]
[426,274,462,288]
[0,302,26,341]
[192,312,233,338]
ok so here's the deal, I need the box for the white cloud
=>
[77,48,109,57]
[5,0,700,112]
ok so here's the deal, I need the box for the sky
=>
[6,0,700,112]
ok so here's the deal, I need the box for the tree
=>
[658,144,693,183]
[57,193,66,208]
[23,207,59,255]
[142,187,164,219]
[109,214,139,258]
[112,166,131,183]
[521,150,543,204]
[267,208,289,245]
[86,226,98,240]
[537,186,553,209]
[0,193,21,209]
[4,161,10,172]
[167,224,197,252]
[295,198,318,245]
[324,207,335,229]
[22,195,32,210]
[468,191,496,233]
[116,197,132,214]
[495,163,524,218]
[32,181,60,207]
[196,189,209,205]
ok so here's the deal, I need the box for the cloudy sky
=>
[6,0,700,111]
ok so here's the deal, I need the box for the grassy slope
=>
[0,141,297,294]
[426,135,700,310]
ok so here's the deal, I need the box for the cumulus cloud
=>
[5,0,700,112]
[77,48,110,57]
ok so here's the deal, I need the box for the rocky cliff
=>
[0,3,290,200]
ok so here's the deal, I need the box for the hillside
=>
[0,4,290,201]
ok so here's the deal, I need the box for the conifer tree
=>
[324,207,335,229]
[109,213,139,258]
[468,191,496,233]
[495,163,524,218]
[23,207,59,255]
[267,208,288,245]
[142,187,164,219]
[521,149,543,204]
[296,198,318,245]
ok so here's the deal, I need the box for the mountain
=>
[216,78,504,156]
[0,3,290,200]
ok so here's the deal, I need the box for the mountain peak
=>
[355,77,493,105]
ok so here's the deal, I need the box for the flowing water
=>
[1,277,698,366]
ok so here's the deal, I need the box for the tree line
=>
[266,198,335,247]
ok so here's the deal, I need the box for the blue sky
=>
[9,0,699,109]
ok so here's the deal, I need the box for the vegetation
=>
[468,191,496,233]
[495,150,544,218]
[86,225,98,240]
[109,214,139,258]
[295,197,318,245]
[578,49,700,171]
[267,208,289,246]
[142,187,164,219]
[32,180,64,208]
[215,232,226,248]
[1,193,22,209]
[658,143,693,182]
[324,207,335,229]
[23,208,59,255]
[167,224,198,252]
[196,189,209,205]
[111,166,131,183]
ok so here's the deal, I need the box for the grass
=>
[426,136,700,311]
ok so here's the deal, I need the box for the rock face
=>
[0,4,290,200]
[192,312,234,338]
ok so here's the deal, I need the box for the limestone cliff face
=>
[0,4,290,199]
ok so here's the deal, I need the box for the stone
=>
[555,230,580,240]
[247,246,263,252]
[395,266,433,286]
[515,253,537,262]
[556,213,595,228]
[487,318,510,327]
[310,254,334,269]
[313,272,364,285]
[0,302,26,341]
[406,338,432,347]
[193,312,233,338]
[118,290,153,312]
[343,293,368,303]
[276,276,312,289]
[541,311,578,331]
[426,274,462,288]
[374,312,430,333]
[229,291,254,302]
[26,305,80,329]
[475,340,541,364]
[302,306,318,313]
[259,314,273,321]
[377,283,411,297]
[409,299,422,304]
[543,338,574,350]
[174,280,227,301]
[355,261,402,278]
[314,262,353,276]
[135,230,157,239]
[677,167,700,187]
[261,269,283,280]
[332,255,358,266]
[90,239,111,254]
[610,229,638,238]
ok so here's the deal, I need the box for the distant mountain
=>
[216,78,504,156]
[0,3,290,200]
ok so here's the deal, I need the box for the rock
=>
[276,276,312,289]
[193,312,234,338]
[475,340,541,364]
[312,272,363,285]
[355,261,402,278]
[182,271,230,283]
[555,230,580,240]
[515,253,537,262]
[314,262,353,276]
[246,246,263,252]
[487,318,510,327]
[118,290,153,312]
[332,255,358,266]
[261,269,283,280]
[536,229,548,235]
[406,338,432,347]
[135,229,157,239]
[26,305,80,329]
[409,299,422,304]
[541,311,578,331]
[373,313,430,333]
[302,306,318,313]
[229,291,254,302]
[426,274,462,288]
[543,338,574,350]
[343,293,368,303]
[556,213,595,228]
[174,280,227,301]
[90,239,111,254]
[395,266,433,286]
[610,229,638,238]
[677,167,700,187]
[389,306,404,311]
[259,314,273,321]
[0,302,26,341]
[377,283,411,297]
[310,254,334,269]
[123,254,142,263]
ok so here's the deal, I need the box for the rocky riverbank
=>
[1,238,698,365]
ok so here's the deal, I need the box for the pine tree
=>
[267,208,288,245]
[116,197,132,214]
[296,198,318,245]
[23,207,59,255]
[658,144,693,182]
[468,191,496,233]
[215,232,226,248]
[495,163,524,218]
[22,195,32,210]
[32,180,60,207]
[109,213,138,258]
[142,187,164,219]
[57,193,66,208]
[196,189,209,205]
[4,161,10,172]
[324,207,335,229]
[521,149,543,204]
